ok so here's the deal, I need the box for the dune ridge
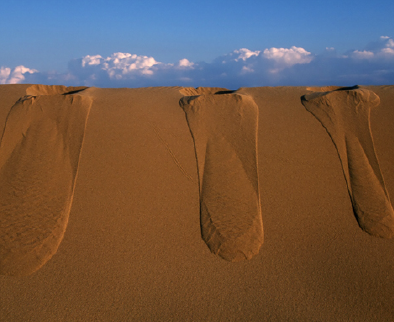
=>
[25,84,88,96]
[179,87,232,96]
[0,85,92,276]
[302,86,394,238]
[180,92,263,262]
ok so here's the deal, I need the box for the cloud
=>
[0,65,38,84]
[178,58,194,68]
[232,48,261,61]
[350,36,394,60]
[0,67,11,84]
[4,36,394,88]
[218,48,261,64]
[262,46,313,66]
[365,35,394,52]
[382,48,394,55]
[67,52,161,84]
[81,54,102,67]
[351,50,375,59]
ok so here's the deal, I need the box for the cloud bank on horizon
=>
[1,36,394,88]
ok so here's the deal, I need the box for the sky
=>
[1,0,393,88]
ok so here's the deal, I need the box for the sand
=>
[181,93,263,262]
[1,84,394,321]
[302,86,394,238]
[0,86,92,276]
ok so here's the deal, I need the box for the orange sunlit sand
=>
[1,84,394,320]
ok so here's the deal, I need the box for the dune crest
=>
[25,84,88,96]
[179,87,232,96]
[0,91,92,276]
[306,86,343,92]
[302,86,394,238]
[180,93,263,262]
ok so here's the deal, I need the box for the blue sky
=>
[1,0,393,87]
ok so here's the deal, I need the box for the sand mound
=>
[179,87,231,96]
[302,86,394,238]
[0,91,92,276]
[180,93,263,262]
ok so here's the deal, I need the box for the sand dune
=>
[180,93,263,262]
[0,85,92,276]
[302,86,394,238]
[1,85,394,321]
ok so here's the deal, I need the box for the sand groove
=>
[301,86,394,238]
[180,93,263,261]
[0,88,92,276]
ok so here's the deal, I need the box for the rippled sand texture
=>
[0,86,92,276]
[180,93,263,261]
[302,86,394,238]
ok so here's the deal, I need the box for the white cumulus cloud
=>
[220,48,261,63]
[4,36,394,88]
[233,48,261,61]
[263,46,313,66]
[0,65,38,84]
[350,37,394,60]
[0,67,11,84]
[100,52,159,77]
[382,48,394,55]
[81,54,103,67]
[64,52,164,85]
[178,58,194,68]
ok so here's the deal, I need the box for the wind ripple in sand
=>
[180,93,263,262]
[302,86,394,238]
[0,86,92,276]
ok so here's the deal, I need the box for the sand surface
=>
[181,92,263,262]
[1,84,394,321]
[302,86,394,238]
[0,86,92,276]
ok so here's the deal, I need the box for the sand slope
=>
[1,85,394,321]
[302,86,394,238]
[181,93,263,262]
[0,85,92,276]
